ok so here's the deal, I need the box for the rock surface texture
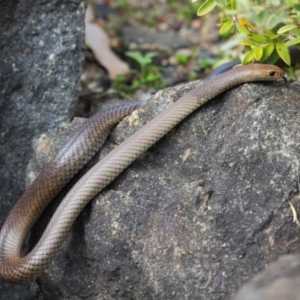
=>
[27,79,300,299]
[0,0,85,299]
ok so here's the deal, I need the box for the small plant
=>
[178,2,199,21]
[112,51,166,94]
[175,52,191,64]
[194,0,300,65]
[198,57,217,70]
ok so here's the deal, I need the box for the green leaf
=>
[220,20,234,34]
[125,51,144,63]
[126,51,158,67]
[267,49,280,65]
[144,72,160,82]
[269,34,280,40]
[215,0,227,6]
[263,29,280,39]
[241,50,254,65]
[253,46,263,60]
[261,43,275,61]
[145,52,158,59]
[266,11,285,29]
[175,53,190,64]
[250,33,268,43]
[294,4,300,11]
[239,39,259,46]
[257,10,268,25]
[264,43,275,55]
[286,37,300,46]
[276,40,291,65]
[130,79,141,90]
[277,24,298,34]
[197,0,217,16]
[294,28,300,36]
[198,57,216,69]
[236,23,250,35]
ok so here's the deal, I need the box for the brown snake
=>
[0,64,284,284]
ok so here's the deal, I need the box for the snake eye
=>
[269,71,276,77]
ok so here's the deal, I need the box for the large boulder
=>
[0,0,85,298]
[26,78,300,299]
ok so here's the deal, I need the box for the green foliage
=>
[112,51,166,94]
[194,0,300,65]
[115,0,129,8]
[198,57,217,70]
[178,2,199,21]
[175,52,191,64]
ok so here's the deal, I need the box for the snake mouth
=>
[282,76,288,84]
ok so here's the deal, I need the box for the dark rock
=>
[234,255,300,300]
[26,78,300,299]
[0,0,85,298]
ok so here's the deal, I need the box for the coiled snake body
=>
[0,64,284,284]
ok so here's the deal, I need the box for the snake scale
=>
[0,63,284,284]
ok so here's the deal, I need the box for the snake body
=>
[0,64,284,284]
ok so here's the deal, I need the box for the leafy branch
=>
[193,0,300,65]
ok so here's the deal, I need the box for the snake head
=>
[249,63,285,81]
